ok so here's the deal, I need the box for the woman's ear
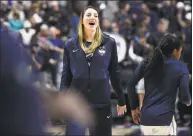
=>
[172,48,177,55]
[173,47,182,60]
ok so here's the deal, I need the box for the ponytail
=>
[142,36,165,77]
[142,47,164,76]
[142,34,182,77]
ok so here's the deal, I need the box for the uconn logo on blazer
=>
[98,46,106,56]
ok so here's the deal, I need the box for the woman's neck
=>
[84,29,96,42]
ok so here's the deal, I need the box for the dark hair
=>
[13,12,19,19]
[118,2,128,10]
[142,34,182,76]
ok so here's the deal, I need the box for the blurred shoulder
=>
[102,32,115,45]
[178,60,189,73]
[64,35,78,48]
[169,59,189,74]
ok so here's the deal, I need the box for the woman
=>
[128,35,191,135]
[60,6,126,136]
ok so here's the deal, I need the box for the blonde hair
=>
[78,6,103,54]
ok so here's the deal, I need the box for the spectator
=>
[115,2,133,39]
[29,43,43,85]
[8,5,25,21]
[182,12,192,45]
[141,3,159,32]
[138,15,152,35]
[101,18,113,32]
[19,20,36,47]
[8,12,24,31]
[46,26,64,87]
[44,1,71,37]
[147,18,169,48]
[30,23,49,47]
[129,35,153,67]
[176,2,186,29]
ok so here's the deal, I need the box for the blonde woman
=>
[60,5,126,136]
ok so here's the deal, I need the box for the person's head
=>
[31,3,40,13]
[157,18,169,33]
[185,12,191,24]
[13,12,20,20]
[159,34,182,59]
[49,26,57,39]
[142,15,151,26]
[50,1,60,11]
[141,3,150,13]
[102,18,111,30]
[78,5,102,53]
[23,20,32,30]
[176,2,184,12]
[79,5,100,33]
[119,2,130,12]
[40,24,48,35]
[137,24,147,36]
[163,1,171,6]
[143,34,182,76]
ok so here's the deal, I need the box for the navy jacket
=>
[128,57,191,126]
[60,33,125,106]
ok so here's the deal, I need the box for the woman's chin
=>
[85,27,96,31]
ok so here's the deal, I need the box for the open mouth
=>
[89,22,95,26]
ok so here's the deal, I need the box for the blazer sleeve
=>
[127,62,144,110]
[60,41,73,91]
[179,66,191,105]
[108,39,125,106]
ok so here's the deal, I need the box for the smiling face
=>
[82,8,99,31]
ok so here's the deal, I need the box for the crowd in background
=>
[0,0,192,128]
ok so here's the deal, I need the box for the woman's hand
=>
[117,105,127,116]
[131,107,140,124]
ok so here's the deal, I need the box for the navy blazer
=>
[60,33,125,106]
[128,57,191,126]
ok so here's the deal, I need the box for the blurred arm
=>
[128,63,144,110]
[60,41,73,91]
[179,68,191,106]
[108,39,125,106]
[128,41,143,63]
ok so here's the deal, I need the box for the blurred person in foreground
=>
[128,34,191,135]
[60,5,126,136]
[0,24,93,135]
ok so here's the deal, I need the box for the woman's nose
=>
[90,15,95,19]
